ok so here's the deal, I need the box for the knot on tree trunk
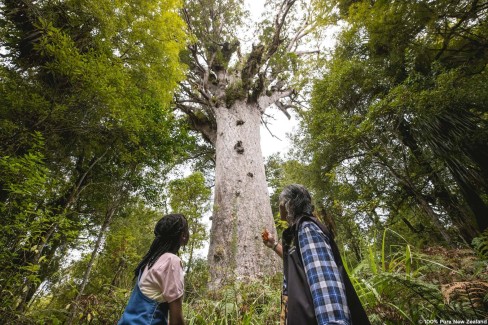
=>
[234,141,244,154]
[213,245,226,263]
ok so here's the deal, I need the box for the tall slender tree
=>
[0,0,189,313]
[169,172,211,273]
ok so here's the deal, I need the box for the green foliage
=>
[27,203,161,324]
[300,0,488,252]
[169,172,211,271]
[345,229,488,324]
[472,229,488,260]
[0,132,54,317]
[184,258,211,303]
[3,0,488,323]
[184,274,282,325]
[0,0,191,318]
[224,81,247,108]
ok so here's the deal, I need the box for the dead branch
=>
[261,115,283,141]
[294,49,321,56]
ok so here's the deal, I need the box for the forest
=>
[0,0,487,324]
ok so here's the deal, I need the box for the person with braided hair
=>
[119,214,189,325]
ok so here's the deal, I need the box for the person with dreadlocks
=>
[118,214,189,325]
[262,184,370,325]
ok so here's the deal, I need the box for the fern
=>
[345,228,488,324]
[472,229,488,259]
[441,281,488,319]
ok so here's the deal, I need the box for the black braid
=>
[134,214,188,278]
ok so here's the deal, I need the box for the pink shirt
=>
[139,253,184,303]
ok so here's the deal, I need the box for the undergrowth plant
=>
[344,228,488,324]
[184,274,282,325]
[182,229,488,325]
[13,230,487,324]
[472,228,488,260]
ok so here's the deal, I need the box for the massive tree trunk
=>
[208,100,280,287]
[178,0,318,288]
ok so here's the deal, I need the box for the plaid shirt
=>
[296,220,351,325]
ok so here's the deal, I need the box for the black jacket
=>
[282,215,371,325]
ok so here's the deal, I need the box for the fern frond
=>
[441,281,488,318]
[472,229,488,259]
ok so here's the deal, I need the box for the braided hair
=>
[134,214,188,278]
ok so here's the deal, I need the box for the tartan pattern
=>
[298,221,351,325]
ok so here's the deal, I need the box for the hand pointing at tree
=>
[262,229,283,258]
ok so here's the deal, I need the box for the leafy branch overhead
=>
[1,0,487,323]
[175,0,323,146]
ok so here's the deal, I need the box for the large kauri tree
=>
[176,0,321,287]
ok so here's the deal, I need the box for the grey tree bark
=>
[177,0,319,288]
[208,100,280,286]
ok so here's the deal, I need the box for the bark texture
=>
[208,100,280,287]
[177,0,313,288]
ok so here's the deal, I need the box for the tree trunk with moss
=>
[176,0,320,288]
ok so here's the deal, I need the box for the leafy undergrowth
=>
[184,274,282,325]
[181,232,487,325]
[7,232,487,324]
[347,230,488,324]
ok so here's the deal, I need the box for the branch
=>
[274,100,293,120]
[182,7,218,92]
[188,45,207,75]
[257,89,294,112]
[265,0,298,60]
[286,13,315,53]
[242,44,265,88]
[293,49,321,56]
[69,148,110,208]
[175,102,217,146]
[261,115,283,141]
[180,79,211,103]
[435,0,481,60]
[174,98,207,106]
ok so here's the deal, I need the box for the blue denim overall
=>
[118,272,169,325]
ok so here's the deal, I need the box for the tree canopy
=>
[1,0,487,323]
[0,0,190,315]
[299,0,488,246]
